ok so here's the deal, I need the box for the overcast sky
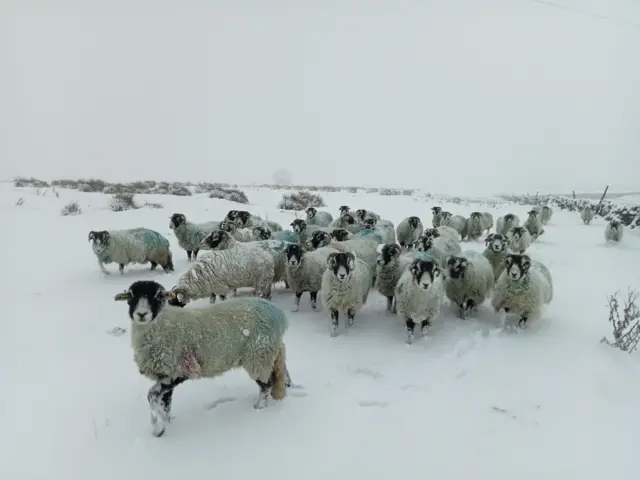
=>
[2,0,639,195]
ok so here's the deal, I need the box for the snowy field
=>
[2,184,640,479]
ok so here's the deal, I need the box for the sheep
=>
[423,226,461,242]
[540,206,553,225]
[506,226,532,254]
[171,231,275,304]
[218,219,254,242]
[331,228,353,241]
[290,218,328,245]
[199,230,291,288]
[396,216,424,248]
[523,210,544,240]
[444,251,495,319]
[431,206,443,228]
[306,207,333,227]
[482,233,510,280]
[465,212,485,241]
[439,212,468,240]
[605,220,624,243]
[283,243,341,312]
[251,225,300,244]
[491,254,553,328]
[361,218,396,244]
[114,280,290,437]
[338,205,351,217]
[169,213,219,261]
[581,205,595,225]
[321,251,374,337]
[481,212,494,233]
[328,213,364,234]
[394,258,446,344]
[495,213,520,236]
[413,234,462,268]
[226,210,283,232]
[89,228,174,275]
[375,243,436,312]
[354,209,380,222]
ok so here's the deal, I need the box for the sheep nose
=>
[420,283,430,289]
[137,312,148,320]
[338,273,346,280]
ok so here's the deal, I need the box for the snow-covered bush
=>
[14,177,50,188]
[277,191,326,211]
[601,289,640,353]
[209,187,249,204]
[168,185,192,196]
[61,200,82,216]
[109,193,139,212]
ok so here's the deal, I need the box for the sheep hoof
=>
[290,305,300,313]
[254,394,268,410]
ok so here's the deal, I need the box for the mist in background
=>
[2,0,639,195]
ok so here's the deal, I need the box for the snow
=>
[2,184,640,479]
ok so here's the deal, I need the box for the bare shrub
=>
[380,188,401,196]
[15,198,25,206]
[209,187,249,204]
[168,185,192,196]
[143,202,163,209]
[346,186,358,193]
[61,200,82,216]
[277,190,326,211]
[14,177,50,188]
[109,193,139,212]
[601,289,640,353]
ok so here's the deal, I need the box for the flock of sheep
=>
[89,201,625,437]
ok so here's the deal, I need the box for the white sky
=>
[2,0,639,195]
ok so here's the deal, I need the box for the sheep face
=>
[423,228,440,239]
[308,230,331,250]
[376,243,401,266]
[331,228,351,241]
[408,216,422,229]
[504,254,531,281]
[234,211,251,227]
[306,207,317,219]
[542,206,551,214]
[253,226,272,240]
[410,259,440,291]
[200,230,229,250]
[290,219,307,234]
[355,209,367,221]
[89,230,111,255]
[363,218,376,229]
[609,220,621,230]
[169,213,187,229]
[431,206,442,215]
[440,211,452,221]
[507,226,526,241]
[327,252,356,282]
[284,243,306,266]
[470,212,482,221]
[225,210,239,221]
[527,210,539,219]
[114,280,175,324]
[504,213,515,222]
[339,206,350,216]
[446,256,469,280]
[342,214,356,225]
[218,220,237,232]
[413,235,433,253]
[485,233,509,253]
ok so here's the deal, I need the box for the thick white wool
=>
[441,215,467,238]
[444,251,495,312]
[436,225,460,242]
[394,268,445,323]
[483,247,508,281]
[581,207,595,225]
[605,222,624,242]
[506,227,532,253]
[92,229,172,273]
[523,216,544,239]
[306,210,333,227]
[321,257,373,316]
[481,212,494,232]
[540,206,553,225]
[496,215,520,236]
[396,217,424,247]
[286,245,341,294]
[465,216,485,241]
[173,221,219,252]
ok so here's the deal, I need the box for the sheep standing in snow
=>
[439,212,468,240]
[359,217,396,245]
[291,218,329,245]
[580,205,595,225]
[423,226,461,242]
[89,229,174,275]
[482,233,510,280]
[396,216,424,249]
[413,234,461,267]
[251,225,301,244]
[114,280,290,437]
[331,228,353,241]
[444,251,495,319]
[171,231,274,304]
[321,251,374,337]
[523,210,544,240]
[481,212,494,234]
[540,206,553,225]
[506,226,532,254]
[329,213,364,234]
[218,219,254,242]
[169,213,219,261]
[604,220,624,243]
[465,212,486,241]
[306,207,333,227]
[495,213,520,236]
[431,206,443,228]
[394,258,445,344]
[491,254,553,328]
[355,209,380,223]
[338,205,351,217]
[227,210,283,232]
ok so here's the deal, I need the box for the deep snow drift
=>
[2,184,640,479]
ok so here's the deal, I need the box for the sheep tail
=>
[270,343,287,400]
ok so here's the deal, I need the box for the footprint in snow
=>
[106,327,127,337]
[357,400,389,408]
[205,397,236,410]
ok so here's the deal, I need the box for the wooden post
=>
[594,185,609,216]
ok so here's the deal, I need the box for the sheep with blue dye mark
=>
[331,228,353,242]
[338,205,351,217]
[423,226,460,242]
[252,225,301,244]
[360,217,396,244]
[396,216,424,248]
[306,207,333,227]
[169,213,219,261]
[540,206,553,225]
[226,210,283,232]
[492,254,553,328]
[439,212,468,240]
[171,232,274,304]
[605,220,624,243]
[355,209,380,223]
[321,251,374,337]
[307,229,380,279]
[444,251,495,319]
[114,280,290,437]
[218,219,254,242]
[495,213,520,236]
[394,258,446,344]
[523,210,544,240]
[329,213,364,234]
[431,206,443,228]
[580,205,595,225]
[482,233,510,280]
[89,229,174,275]
[290,218,330,245]
[412,234,461,268]
[506,226,532,254]
[465,212,486,241]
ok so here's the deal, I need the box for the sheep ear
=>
[88,231,95,241]
[114,291,131,301]
[348,253,356,270]
[433,266,443,278]
[327,254,337,268]
[485,234,494,246]
[410,261,420,277]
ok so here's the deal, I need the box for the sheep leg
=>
[420,319,431,336]
[330,310,340,337]
[309,291,318,311]
[147,376,187,437]
[209,294,216,304]
[186,250,192,261]
[98,260,110,275]
[219,295,227,301]
[346,308,355,328]
[119,264,125,275]
[192,248,199,260]
[386,296,394,311]
[284,280,290,289]
[405,318,416,344]
[255,372,275,409]
[517,316,529,328]
[291,292,302,312]
[150,261,158,271]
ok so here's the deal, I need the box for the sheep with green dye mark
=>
[115,280,290,437]
[329,213,364,234]
[169,213,219,261]
[252,225,301,244]
[423,226,460,242]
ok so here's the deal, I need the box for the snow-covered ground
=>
[2,184,640,479]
